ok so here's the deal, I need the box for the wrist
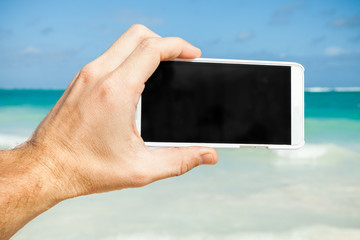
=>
[19,140,75,204]
[0,141,67,217]
[0,144,60,238]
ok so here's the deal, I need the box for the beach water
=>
[1,89,360,240]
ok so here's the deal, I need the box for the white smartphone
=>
[136,58,304,150]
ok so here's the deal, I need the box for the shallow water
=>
[1,89,359,240]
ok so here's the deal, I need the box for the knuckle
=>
[128,24,154,43]
[175,148,201,177]
[128,24,148,35]
[138,37,159,52]
[172,36,183,43]
[98,80,114,100]
[178,158,190,176]
[176,150,191,176]
[78,63,97,84]
[169,36,185,47]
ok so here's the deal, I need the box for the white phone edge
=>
[135,58,305,150]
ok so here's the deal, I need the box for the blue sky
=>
[0,0,359,88]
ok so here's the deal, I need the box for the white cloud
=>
[279,53,287,58]
[324,46,345,56]
[269,1,306,25]
[21,46,42,55]
[330,13,360,28]
[236,31,254,41]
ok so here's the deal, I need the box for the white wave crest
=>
[306,87,332,92]
[334,87,360,92]
[306,87,360,92]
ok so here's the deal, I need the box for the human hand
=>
[0,24,219,240]
[27,24,218,200]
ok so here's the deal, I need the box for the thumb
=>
[150,147,218,181]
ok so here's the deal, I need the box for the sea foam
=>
[111,226,360,240]
[0,134,27,149]
[273,143,359,167]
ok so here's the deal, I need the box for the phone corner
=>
[292,140,305,149]
[267,141,305,150]
[290,62,305,72]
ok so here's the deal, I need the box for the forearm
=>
[0,145,60,240]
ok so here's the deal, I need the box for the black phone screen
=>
[141,61,291,145]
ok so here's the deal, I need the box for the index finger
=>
[94,24,161,74]
[113,37,201,88]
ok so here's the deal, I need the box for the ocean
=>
[1,89,360,240]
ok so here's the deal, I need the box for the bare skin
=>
[0,24,218,240]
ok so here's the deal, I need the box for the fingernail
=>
[200,153,214,164]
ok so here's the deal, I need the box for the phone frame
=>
[136,58,304,150]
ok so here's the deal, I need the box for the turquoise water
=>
[1,90,359,148]
[1,89,360,240]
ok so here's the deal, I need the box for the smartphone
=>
[136,58,304,149]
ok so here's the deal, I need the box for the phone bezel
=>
[135,58,304,150]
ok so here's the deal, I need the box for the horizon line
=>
[1,87,360,93]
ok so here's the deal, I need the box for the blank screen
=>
[141,61,291,144]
